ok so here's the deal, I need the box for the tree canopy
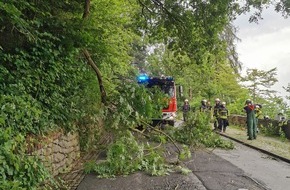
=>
[241,68,278,102]
[1,0,289,188]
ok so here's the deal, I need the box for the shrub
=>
[173,112,234,149]
[0,127,52,189]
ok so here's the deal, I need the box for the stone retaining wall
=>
[27,131,80,176]
[228,114,290,139]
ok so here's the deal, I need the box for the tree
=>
[221,23,242,73]
[2,0,290,186]
[283,83,290,100]
[240,68,278,102]
[237,0,290,22]
[136,0,237,65]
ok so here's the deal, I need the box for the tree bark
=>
[83,49,107,104]
[83,0,90,19]
[82,0,106,104]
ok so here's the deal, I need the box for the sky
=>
[233,6,290,99]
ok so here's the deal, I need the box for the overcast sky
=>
[233,6,290,99]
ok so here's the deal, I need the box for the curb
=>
[218,132,290,164]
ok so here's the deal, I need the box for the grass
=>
[225,125,290,160]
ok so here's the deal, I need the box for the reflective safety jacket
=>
[219,107,229,119]
[200,104,207,112]
[255,108,262,119]
[278,119,288,127]
[213,103,221,117]
[182,104,190,112]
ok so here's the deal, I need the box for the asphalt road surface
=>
[77,143,272,190]
[213,141,290,190]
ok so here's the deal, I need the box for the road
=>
[213,140,290,190]
[77,142,272,190]
[76,121,290,190]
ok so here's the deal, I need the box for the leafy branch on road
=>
[84,110,233,178]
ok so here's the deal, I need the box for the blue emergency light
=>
[137,74,174,84]
[137,74,149,83]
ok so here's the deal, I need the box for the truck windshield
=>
[161,85,174,98]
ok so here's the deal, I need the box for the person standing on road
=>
[244,99,257,140]
[206,101,213,120]
[218,102,229,132]
[206,101,212,112]
[213,98,221,131]
[255,104,262,133]
[278,116,288,136]
[182,99,190,122]
[200,99,208,112]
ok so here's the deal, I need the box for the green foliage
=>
[238,67,285,118]
[175,165,192,175]
[0,94,45,134]
[173,112,234,149]
[259,122,289,141]
[0,0,138,134]
[104,81,167,132]
[240,68,278,102]
[77,110,105,152]
[2,0,288,186]
[106,132,144,175]
[178,145,191,160]
[284,83,290,101]
[260,123,280,137]
[137,0,234,64]
[1,0,144,184]
[84,131,169,177]
[279,130,287,141]
[0,127,52,189]
[0,47,94,134]
[238,0,290,22]
[142,148,169,176]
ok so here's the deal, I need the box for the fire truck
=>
[137,74,177,126]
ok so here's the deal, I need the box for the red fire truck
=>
[138,74,177,126]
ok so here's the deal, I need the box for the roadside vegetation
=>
[172,112,234,149]
[84,111,234,178]
[1,0,290,189]
[225,125,290,160]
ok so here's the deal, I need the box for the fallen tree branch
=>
[137,118,181,155]
[82,49,107,104]
[130,127,150,138]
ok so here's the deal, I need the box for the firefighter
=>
[213,98,221,130]
[182,99,190,121]
[218,102,229,132]
[206,101,213,120]
[278,116,288,135]
[275,112,284,121]
[255,104,262,133]
[243,99,257,140]
[206,101,212,112]
[200,99,207,112]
